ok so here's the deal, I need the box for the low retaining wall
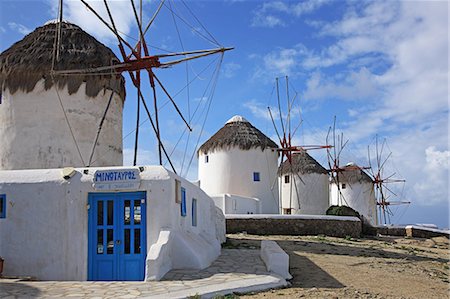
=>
[226,215,361,238]
[363,225,407,237]
[405,225,450,239]
[364,225,450,239]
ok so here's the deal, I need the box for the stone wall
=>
[405,226,450,239]
[363,225,407,236]
[226,215,362,238]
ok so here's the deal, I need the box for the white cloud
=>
[243,99,276,121]
[66,0,136,42]
[263,48,298,75]
[291,0,331,17]
[8,22,32,35]
[251,0,331,28]
[303,68,379,101]
[413,146,450,205]
[46,0,139,43]
[251,13,285,28]
[222,62,242,78]
[252,1,449,208]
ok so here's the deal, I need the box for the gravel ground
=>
[225,233,449,299]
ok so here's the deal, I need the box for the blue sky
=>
[0,0,448,228]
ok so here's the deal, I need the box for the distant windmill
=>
[325,117,371,206]
[367,135,411,224]
[268,76,331,214]
[326,118,379,226]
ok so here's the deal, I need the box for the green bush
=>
[326,205,360,218]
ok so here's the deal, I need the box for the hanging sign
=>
[93,168,141,191]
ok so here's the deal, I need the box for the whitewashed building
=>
[0,21,224,281]
[0,166,223,281]
[198,115,280,214]
[329,163,378,226]
[278,151,329,215]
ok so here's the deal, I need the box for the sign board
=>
[93,168,141,191]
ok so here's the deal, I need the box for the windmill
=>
[325,116,371,207]
[51,0,232,175]
[367,135,411,225]
[325,117,383,225]
[267,76,331,214]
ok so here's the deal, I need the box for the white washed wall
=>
[0,80,123,170]
[0,166,222,281]
[279,173,329,215]
[211,193,261,214]
[329,181,378,226]
[198,147,279,214]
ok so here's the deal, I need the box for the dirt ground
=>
[225,233,449,299]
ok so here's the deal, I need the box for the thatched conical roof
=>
[338,163,373,184]
[0,21,125,101]
[198,115,278,154]
[278,150,328,175]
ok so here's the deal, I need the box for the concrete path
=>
[0,249,288,298]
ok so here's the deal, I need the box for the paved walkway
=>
[0,249,287,299]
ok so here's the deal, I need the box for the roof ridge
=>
[198,117,278,154]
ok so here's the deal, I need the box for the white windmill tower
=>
[278,149,329,215]
[9,0,233,174]
[326,118,378,226]
[266,76,331,216]
[0,21,125,170]
[197,115,280,214]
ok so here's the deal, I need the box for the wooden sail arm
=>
[158,47,233,68]
[377,201,411,206]
[373,178,406,184]
[277,145,333,152]
[52,47,234,75]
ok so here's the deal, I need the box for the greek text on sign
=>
[93,168,141,190]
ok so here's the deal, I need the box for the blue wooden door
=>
[88,192,147,281]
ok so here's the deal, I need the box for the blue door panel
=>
[88,192,146,281]
[97,260,114,280]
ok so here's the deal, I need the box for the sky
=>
[0,0,448,228]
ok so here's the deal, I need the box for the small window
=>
[205,155,209,163]
[180,187,187,217]
[284,175,290,184]
[342,183,346,189]
[0,194,5,218]
[175,179,181,203]
[192,198,197,226]
[283,208,292,215]
[253,172,260,182]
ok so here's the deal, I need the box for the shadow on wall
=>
[0,282,42,297]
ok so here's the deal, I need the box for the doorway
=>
[88,191,147,281]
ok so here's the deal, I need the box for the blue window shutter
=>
[181,188,187,217]
[0,194,6,218]
[253,172,260,182]
[192,198,197,226]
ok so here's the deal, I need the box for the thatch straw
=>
[338,165,373,184]
[278,150,328,175]
[198,118,278,154]
[0,22,125,101]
